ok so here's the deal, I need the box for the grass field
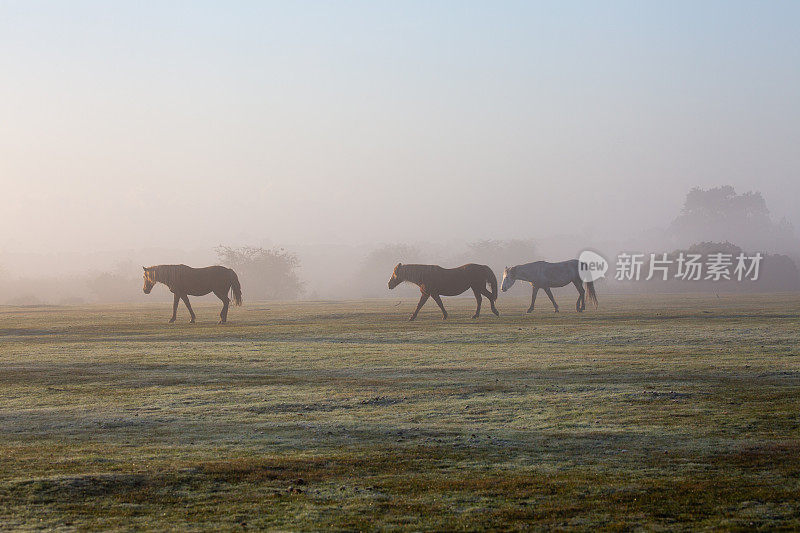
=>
[1,293,799,530]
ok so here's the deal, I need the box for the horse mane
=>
[399,264,435,284]
[150,265,182,289]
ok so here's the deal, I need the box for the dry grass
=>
[1,293,799,530]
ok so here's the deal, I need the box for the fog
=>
[2,2,799,303]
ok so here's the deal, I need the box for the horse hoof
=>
[189,320,196,324]
[471,315,478,319]
[168,319,175,324]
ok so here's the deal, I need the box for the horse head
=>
[388,263,404,289]
[501,266,517,292]
[142,266,156,294]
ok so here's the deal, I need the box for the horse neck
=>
[400,265,425,285]
[154,265,177,287]
[511,266,534,283]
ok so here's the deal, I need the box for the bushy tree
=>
[89,271,142,303]
[356,243,422,297]
[215,245,303,300]
[670,186,796,252]
[455,239,537,274]
[685,241,743,256]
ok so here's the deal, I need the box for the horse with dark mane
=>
[388,263,499,320]
[142,265,242,324]
[501,259,597,314]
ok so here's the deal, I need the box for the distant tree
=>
[456,239,537,273]
[356,243,422,297]
[758,254,800,291]
[88,271,141,303]
[670,186,796,252]
[681,186,769,222]
[215,245,303,300]
[685,241,743,256]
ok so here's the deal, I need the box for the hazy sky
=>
[2,1,798,254]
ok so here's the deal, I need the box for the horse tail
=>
[230,270,243,306]
[585,280,598,308]
[486,267,498,301]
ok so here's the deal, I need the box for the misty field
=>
[1,294,799,531]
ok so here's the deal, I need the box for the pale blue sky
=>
[2,1,798,253]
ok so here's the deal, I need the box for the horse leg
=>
[543,287,559,313]
[573,279,585,312]
[214,290,230,324]
[169,293,179,323]
[431,294,448,319]
[471,288,482,319]
[479,287,499,316]
[410,293,429,321]
[180,295,196,323]
[527,286,539,313]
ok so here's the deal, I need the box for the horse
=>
[142,265,242,324]
[388,263,499,320]
[501,259,597,314]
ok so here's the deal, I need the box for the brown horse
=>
[388,263,499,320]
[143,265,242,324]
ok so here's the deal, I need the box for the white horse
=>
[501,259,597,313]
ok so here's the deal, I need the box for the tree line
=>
[1,185,798,304]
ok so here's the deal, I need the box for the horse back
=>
[167,265,235,295]
[520,260,578,287]
[423,263,492,296]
